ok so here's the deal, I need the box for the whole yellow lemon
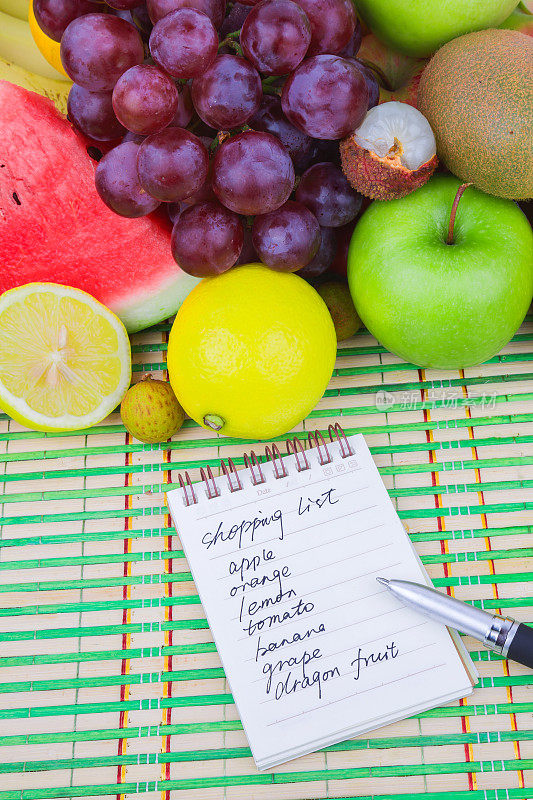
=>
[167,263,337,440]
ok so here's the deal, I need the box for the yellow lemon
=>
[167,263,337,440]
[0,283,131,432]
[28,0,70,79]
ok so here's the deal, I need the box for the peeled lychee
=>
[120,375,185,443]
[340,101,437,201]
[318,281,360,341]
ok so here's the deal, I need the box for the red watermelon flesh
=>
[0,81,199,332]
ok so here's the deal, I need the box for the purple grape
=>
[191,55,262,129]
[107,0,140,10]
[109,6,135,20]
[218,1,251,36]
[355,61,380,109]
[236,224,257,264]
[112,65,178,134]
[95,141,161,217]
[131,3,152,30]
[240,0,311,76]
[295,162,362,227]
[181,173,216,205]
[281,55,368,139]
[146,0,225,26]
[191,118,218,138]
[297,226,337,280]
[167,83,194,128]
[149,8,218,78]
[337,18,363,58]
[61,14,144,91]
[33,0,95,41]
[197,134,214,148]
[68,84,126,141]
[167,201,185,223]
[252,200,320,271]
[331,219,355,276]
[292,134,340,172]
[122,130,146,143]
[212,130,295,215]
[312,138,340,164]
[137,127,209,201]
[296,0,355,56]
[171,201,244,276]
[249,95,313,170]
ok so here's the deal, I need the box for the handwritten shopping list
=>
[167,435,474,770]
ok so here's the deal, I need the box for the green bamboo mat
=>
[1,311,533,800]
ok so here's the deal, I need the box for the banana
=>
[0,11,67,80]
[0,55,70,114]
[0,0,28,21]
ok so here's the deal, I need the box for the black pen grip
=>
[506,623,533,669]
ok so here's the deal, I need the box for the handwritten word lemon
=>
[167,263,337,440]
[0,283,131,431]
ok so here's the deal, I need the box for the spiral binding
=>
[221,458,242,492]
[177,425,354,506]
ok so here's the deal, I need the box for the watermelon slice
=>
[0,81,199,332]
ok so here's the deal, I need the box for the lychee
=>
[340,101,437,201]
[120,375,185,443]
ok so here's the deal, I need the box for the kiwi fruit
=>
[418,28,533,200]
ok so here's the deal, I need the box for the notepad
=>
[167,432,476,770]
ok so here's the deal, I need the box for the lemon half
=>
[0,283,131,432]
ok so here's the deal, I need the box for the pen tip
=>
[376,576,389,586]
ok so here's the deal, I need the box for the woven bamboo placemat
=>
[1,312,532,800]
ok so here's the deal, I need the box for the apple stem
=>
[447,182,472,245]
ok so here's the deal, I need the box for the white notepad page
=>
[167,434,476,770]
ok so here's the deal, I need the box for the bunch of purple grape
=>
[35,0,379,278]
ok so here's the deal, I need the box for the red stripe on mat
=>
[419,369,475,792]
[461,371,525,792]
[117,435,132,800]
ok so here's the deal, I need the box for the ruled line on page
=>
[267,658,446,724]
[260,640,438,706]
[228,541,393,601]
[245,594,403,640]
[233,559,401,625]
[218,522,386,582]
[197,470,364,520]
[237,566,403,641]
[243,587,392,662]
[210,502,378,561]
[254,604,412,680]
[250,620,430,684]
[293,541,392,581]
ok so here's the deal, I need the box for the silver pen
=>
[377,577,533,669]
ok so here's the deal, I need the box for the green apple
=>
[347,176,533,370]
[354,0,520,57]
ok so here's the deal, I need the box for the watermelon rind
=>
[0,80,200,334]
[115,270,201,333]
